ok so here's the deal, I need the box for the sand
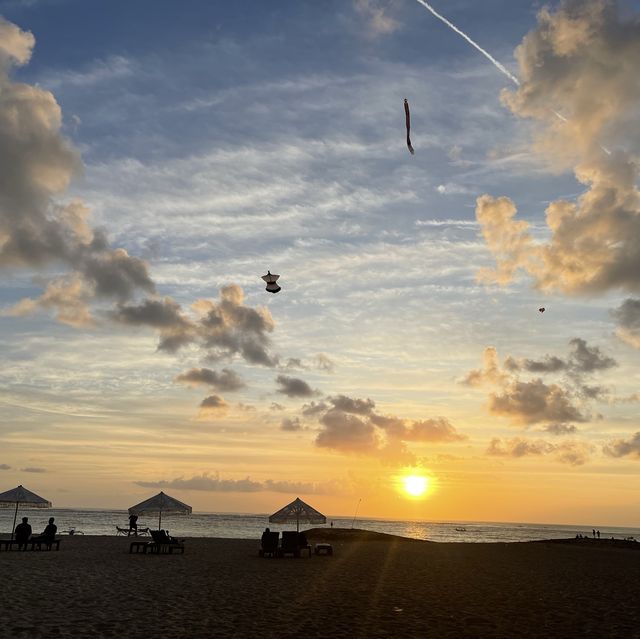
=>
[1,529,639,638]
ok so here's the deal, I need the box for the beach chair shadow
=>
[259,531,279,557]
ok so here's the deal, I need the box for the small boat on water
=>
[455,527,467,532]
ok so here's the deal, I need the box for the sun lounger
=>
[146,529,185,554]
[279,531,311,558]
[117,526,151,537]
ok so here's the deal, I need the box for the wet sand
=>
[1,529,639,638]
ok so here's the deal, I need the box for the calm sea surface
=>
[1,509,639,543]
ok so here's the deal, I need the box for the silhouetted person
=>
[128,514,138,537]
[14,516,32,550]
[33,517,57,549]
[261,527,271,546]
[597,530,600,539]
[592,529,596,538]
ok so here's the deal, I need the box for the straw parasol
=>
[128,491,192,529]
[269,497,326,532]
[0,485,52,540]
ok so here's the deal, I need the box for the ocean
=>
[1,508,639,543]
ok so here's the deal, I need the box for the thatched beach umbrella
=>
[128,491,192,530]
[269,497,326,532]
[0,485,52,540]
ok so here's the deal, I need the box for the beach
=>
[1,529,639,638]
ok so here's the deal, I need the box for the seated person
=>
[33,517,57,546]
[261,527,271,546]
[152,529,180,545]
[14,516,32,550]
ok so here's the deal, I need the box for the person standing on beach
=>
[128,514,138,537]
[14,516,32,550]
[592,529,596,538]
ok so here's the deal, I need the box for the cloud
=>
[612,298,640,349]
[0,17,155,326]
[354,0,400,36]
[462,346,510,387]
[567,338,616,373]
[603,432,640,459]
[309,394,466,461]
[464,340,616,427]
[280,417,302,432]
[281,358,305,370]
[487,437,591,465]
[0,464,11,470]
[490,379,586,425]
[20,466,46,473]
[316,410,379,453]
[135,473,341,494]
[275,375,319,398]
[327,394,375,415]
[543,423,577,435]
[112,285,278,364]
[0,16,34,67]
[476,1,640,295]
[301,401,328,416]
[197,394,228,418]
[313,353,335,373]
[175,368,246,392]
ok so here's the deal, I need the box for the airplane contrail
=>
[414,0,613,155]
[414,0,520,86]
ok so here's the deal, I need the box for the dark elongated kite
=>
[404,98,415,155]
[262,271,281,294]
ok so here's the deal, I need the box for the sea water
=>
[1,508,639,543]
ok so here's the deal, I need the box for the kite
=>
[538,307,545,313]
[262,271,281,294]
[404,98,415,155]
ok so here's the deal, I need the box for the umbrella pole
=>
[10,501,19,541]
[159,509,162,530]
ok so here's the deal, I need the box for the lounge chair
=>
[146,529,185,555]
[279,530,311,558]
[259,531,279,557]
[298,532,312,557]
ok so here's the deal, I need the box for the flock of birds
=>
[260,99,547,313]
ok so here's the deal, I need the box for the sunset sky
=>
[1,0,640,526]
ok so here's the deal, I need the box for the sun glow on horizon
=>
[402,475,429,498]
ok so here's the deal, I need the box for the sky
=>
[1,0,640,526]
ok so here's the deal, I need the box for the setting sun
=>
[403,475,429,497]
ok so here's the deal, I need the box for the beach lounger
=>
[259,531,279,557]
[145,529,185,555]
[279,531,311,558]
[0,538,60,551]
[117,525,151,536]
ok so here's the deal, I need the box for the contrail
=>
[414,0,520,86]
[413,0,613,153]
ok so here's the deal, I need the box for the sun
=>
[402,475,429,497]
